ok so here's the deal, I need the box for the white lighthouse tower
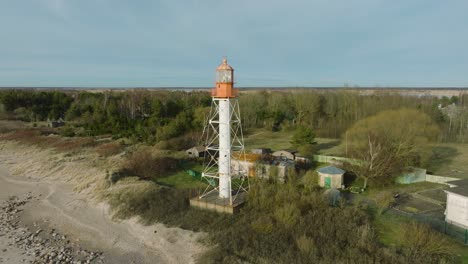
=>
[198,58,248,206]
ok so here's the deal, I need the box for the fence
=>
[312,155,461,185]
[389,209,468,244]
[426,174,460,184]
[395,168,427,184]
[312,155,360,165]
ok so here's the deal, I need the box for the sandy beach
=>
[0,143,205,264]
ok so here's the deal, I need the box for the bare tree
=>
[344,108,439,189]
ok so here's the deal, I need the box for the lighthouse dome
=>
[216,58,234,71]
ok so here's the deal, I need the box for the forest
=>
[0,89,467,144]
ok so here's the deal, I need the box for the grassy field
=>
[428,143,468,179]
[363,182,444,198]
[375,213,468,263]
[243,129,293,151]
[315,137,344,156]
[157,162,207,189]
[243,128,344,155]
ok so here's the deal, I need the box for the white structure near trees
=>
[445,180,468,228]
[199,58,248,205]
[186,146,206,158]
[272,149,297,160]
[317,165,345,189]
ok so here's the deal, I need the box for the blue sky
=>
[0,0,467,87]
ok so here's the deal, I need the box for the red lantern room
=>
[212,58,238,98]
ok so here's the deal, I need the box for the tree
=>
[344,108,439,189]
[291,126,316,157]
[291,126,316,146]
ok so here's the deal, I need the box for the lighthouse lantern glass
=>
[216,70,233,83]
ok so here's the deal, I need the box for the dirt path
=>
[0,144,205,264]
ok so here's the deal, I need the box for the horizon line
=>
[1,86,468,90]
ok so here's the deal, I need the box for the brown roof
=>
[232,152,262,162]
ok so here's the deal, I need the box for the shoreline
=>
[0,142,205,264]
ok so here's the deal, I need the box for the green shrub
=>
[302,170,319,191]
[400,222,455,263]
[60,126,75,137]
[156,132,200,151]
[101,174,452,264]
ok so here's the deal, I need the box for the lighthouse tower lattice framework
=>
[200,58,248,205]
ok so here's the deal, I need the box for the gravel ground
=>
[0,193,104,264]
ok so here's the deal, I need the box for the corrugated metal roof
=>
[317,165,345,175]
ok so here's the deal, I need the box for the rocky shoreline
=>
[0,192,105,264]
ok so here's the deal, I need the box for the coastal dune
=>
[0,142,205,264]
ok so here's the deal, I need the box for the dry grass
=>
[95,143,123,157]
[0,141,117,197]
[0,120,28,133]
[123,150,178,181]
[0,129,96,152]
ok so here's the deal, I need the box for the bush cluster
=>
[122,151,178,180]
[101,176,459,264]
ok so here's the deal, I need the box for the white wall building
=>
[445,180,468,228]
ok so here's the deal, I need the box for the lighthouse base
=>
[189,191,246,214]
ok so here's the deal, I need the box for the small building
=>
[48,118,65,128]
[251,148,271,155]
[255,160,295,183]
[231,153,262,177]
[317,165,345,189]
[186,146,206,158]
[444,182,468,228]
[272,149,298,161]
[294,155,311,165]
[231,154,295,183]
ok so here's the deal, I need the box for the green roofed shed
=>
[317,165,345,189]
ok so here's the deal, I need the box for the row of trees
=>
[64,90,210,143]
[239,90,468,143]
[0,89,211,144]
[1,89,467,144]
[0,90,73,121]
